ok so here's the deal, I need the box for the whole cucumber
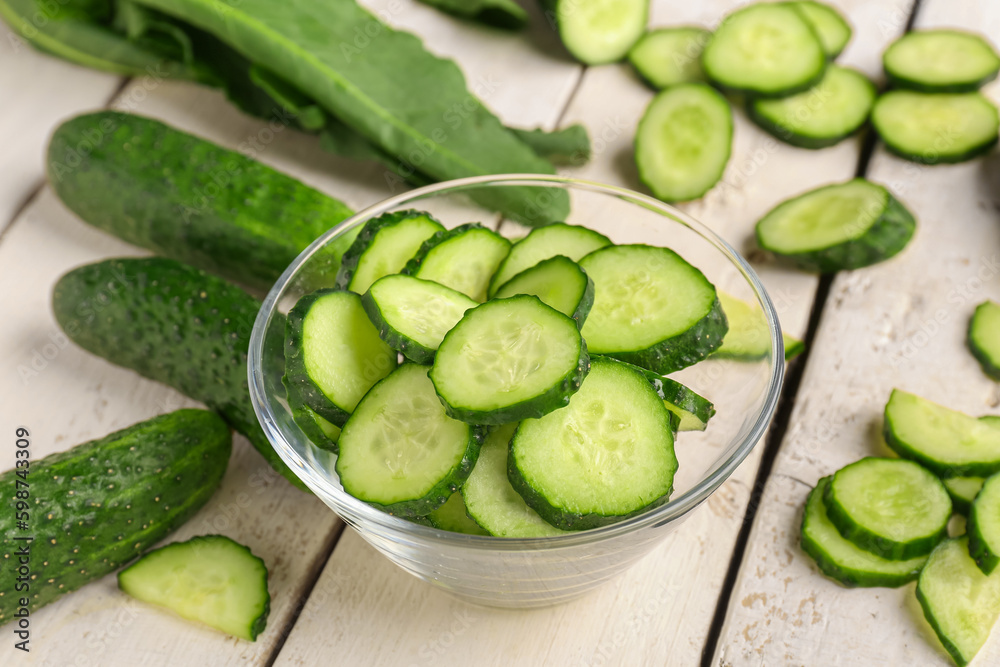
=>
[52,257,308,491]
[0,409,231,622]
[47,112,355,291]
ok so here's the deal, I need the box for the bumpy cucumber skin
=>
[968,474,1000,575]
[968,302,1000,381]
[282,376,339,453]
[335,210,445,292]
[0,410,231,622]
[47,112,353,291]
[800,478,925,588]
[51,258,308,492]
[756,185,917,273]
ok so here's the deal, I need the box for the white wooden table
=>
[1,0,997,664]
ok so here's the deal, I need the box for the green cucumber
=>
[748,66,876,149]
[871,91,999,164]
[605,358,713,432]
[792,1,851,59]
[47,113,355,291]
[492,255,594,327]
[968,300,1000,381]
[0,410,231,623]
[944,476,985,515]
[430,295,589,425]
[579,245,727,374]
[336,364,484,517]
[549,0,649,65]
[969,472,1000,575]
[283,376,340,453]
[336,210,445,294]
[402,223,511,302]
[52,258,308,491]
[800,477,927,588]
[627,27,710,89]
[823,457,950,560]
[884,30,1000,93]
[426,492,489,536]
[362,274,477,364]
[702,3,827,97]
[635,83,733,203]
[284,290,398,426]
[755,179,916,273]
[715,292,804,362]
[509,357,677,530]
[118,535,269,641]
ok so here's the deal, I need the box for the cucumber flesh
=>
[430,295,589,424]
[403,223,511,302]
[337,210,445,294]
[702,3,827,97]
[635,83,732,203]
[944,476,985,515]
[871,91,999,164]
[969,472,1000,575]
[627,27,710,89]
[969,300,1000,381]
[492,255,594,327]
[118,535,269,642]
[801,477,927,588]
[917,537,1000,667]
[426,491,489,536]
[714,291,804,361]
[884,30,1000,93]
[556,0,648,65]
[606,357,714,432]
[792,1,851,59]
[488,223,611,297]
[336,364,484,517]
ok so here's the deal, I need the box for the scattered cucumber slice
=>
[917,537,1000,667]
[336,210,445,293]
[580,244,727,374]
[748,66,876,149]
[801,477,927,587]
[823,457,950,560]
[792,1,852,59]
[362,274,477,364]
[284,290,397,426]
[968,300,1000,381]
[969,472,1000,575]
[492,255,594,327]
[283,376,340,452]
[488,223,611,297]
[336,364,485,517]
[702,3,827,97]
[509,357,677,530]
[118,535,270,642]
[755,179,916,273]
[944,476,986,515]
[607,358,715,432]
[884,29,1000,93]
[403,223,511,302]
[430,295,589,424]
[554,0,649,65]
[871,91,999,164]
[635,83,733,203]
[714,291,804,362]
[627,27,710,89]
[426,491,489,536]
[462,423,567,538]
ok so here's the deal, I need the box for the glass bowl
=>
[248,175,784,609]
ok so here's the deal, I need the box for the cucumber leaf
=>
[511,125,591,166]
[416,0,528,30]
[249,64,328,131]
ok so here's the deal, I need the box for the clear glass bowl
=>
[248,175,784,609]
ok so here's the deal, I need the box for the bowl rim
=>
[249,174,784,549]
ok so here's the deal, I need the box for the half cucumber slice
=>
[606,358,715,432]
[554,0,649,65]
[884,29,1000,93]
[284,376,340,452]
[714,291,804,362]
[944,476,985,515]
[627,27,710,89]
[969,472,1000,575]
[336,210,445,294]
[426,491,489,536]
[403,223,511,302]
[968,300,1000,381]
[488,223,611,297]
[792,1,851,59]
[492,255,594,327]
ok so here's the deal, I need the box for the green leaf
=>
[511,124,591,166]
[248,64,328,131]
[416,0,528,30]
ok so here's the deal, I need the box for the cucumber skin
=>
[756,188,916,273]
[335,210,445,292]
[51,258,308,492]
[402,222,511,279]
[968,475,1000,575]
[885,71,999,94]
[879,131,998,165]
[884,408,1000,479]
[47,113,354,291]
[604,357,712,431]
[494,255,595,329]
[360,289,436,365]
[283,376,339,453]
[968,302,1000,381]
[0,410,231,622]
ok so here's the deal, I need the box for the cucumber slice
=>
[635,83,733,203]
[284,290,398,426]
[430,295,589,424]
[801,477,927,587]
[579,244,727,374]
[488,223,611,297]
[792,1,852,59]
[755,179,916,273]
[403,223,511,302]
[336,210,445,294]
[884,30,1000,93]
[714,291,805,361]
[462,423,567,537]
[917,537,1000,667]
[554,0,649,65]
[885,389,1000,477]
[823,457,950,560]
[970,472,1000,575]
[118,535,269,642]
[426,491,489,536]
[509,357,677,530]
[944,477,985,515]
[492,255,594,327]
[702,3,827,97]
[283,376,340,452]
[969,300,1000,380]
[362,274,477,364]
[336,364,484,517]
[608,358,715,432]
[871,91,999,165]
[627,27,710,89]
[748,66,876,149]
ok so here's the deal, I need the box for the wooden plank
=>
[272,2,911,666]
[712,2,1000,665]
